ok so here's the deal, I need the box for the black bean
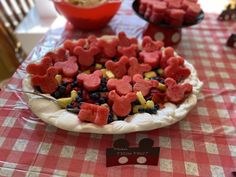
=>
[71,81,78,88]
[101,86,108,92]
[158,78,165,84]
[99,97,108,104]
[150,77,158,80]
[146,108,154,114]
[66,104,73,109]
[58,85,66,94]
[146,108,157,114]
[107,113,114,123]
[53,91,61,99]
[138,108,146,113]
[62,82,68,87]
[76,96,83,103]
[101,77,107,83]
[78,102,83,108]
[77,90,82,96]
[66,107,80,114]
[117,116,126,120]
[154,105,159,110]
[90,92,100,100]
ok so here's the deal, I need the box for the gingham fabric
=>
[0,1,236,177]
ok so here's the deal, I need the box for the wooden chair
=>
[0,22,20,81]
[0,0,35,63]
[0,0,34,31]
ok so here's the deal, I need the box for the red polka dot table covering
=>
[0,0,236,176]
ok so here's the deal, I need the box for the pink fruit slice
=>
[118,32,138,47]
[26,57,53,76]
[63,39,86,54]
[133,74,158,96]
[31,67,58,94]
[142,36,164,52]
[139,50,161,68]
[164,57,191,81]
[74,46,99,66]
[160,47,175,69]
[165,78,192,104]
[127,57,152,77]
[98,38,119,58]
[45,48,67,63]
[107,75,132,95]
[117,44,138,58]
[109,90,137,117]
[79,103,109,125]
[77,70,103,91]
[54,56,78,77]
[105,56,129,78]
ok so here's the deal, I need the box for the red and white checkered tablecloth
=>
[0,1,236,177]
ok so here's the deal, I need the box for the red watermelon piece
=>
[63,39,86,54]
[97,38,119,58]
[105,56,129,78]
[128,57,152,77]
[117,44,138,58]
[165,78,192,104]
[109,90,137,117]
[139,50,161,68]
[107,75,132,95]
[74,46,99,67]
[31,67,58,94]
[118,32,138,47]
[45,47,68,64]
[26,56,53,76]
[160,47,175,69]
[142,36,164,52]
[165,0,182,9]
[77,70,103,91]
[54,56,79,77]
[164,57,191,81]
[185,3,201,22]
[133,74,158,96]
[79,103,109,125]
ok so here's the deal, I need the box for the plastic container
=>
[52,0,122,30]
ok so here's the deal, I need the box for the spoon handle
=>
[6,88,57,103]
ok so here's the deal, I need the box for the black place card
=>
[106,138,160,167]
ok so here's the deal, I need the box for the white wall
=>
[15,0,58,54]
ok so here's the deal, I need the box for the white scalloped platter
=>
[22,57,203,134]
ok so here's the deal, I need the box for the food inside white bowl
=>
[23,32,203,134]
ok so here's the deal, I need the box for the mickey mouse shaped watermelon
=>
[23,32,203,134]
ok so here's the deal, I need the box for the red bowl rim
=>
[52,0,122,10]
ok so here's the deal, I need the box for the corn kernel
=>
[57,97,72,108]
[136,91,146,106]
[70,90,78,101]
[101,103,109,108]
[146,100,155,109]
[95,63,103,69]
[101,69,107,77]
[144,71,157,78]
[55,74,62,85]
[157,68,164,76]
[106,70,115,79]
[158,83,166,91]
[83,70,91,74]
[133,105,144,113]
